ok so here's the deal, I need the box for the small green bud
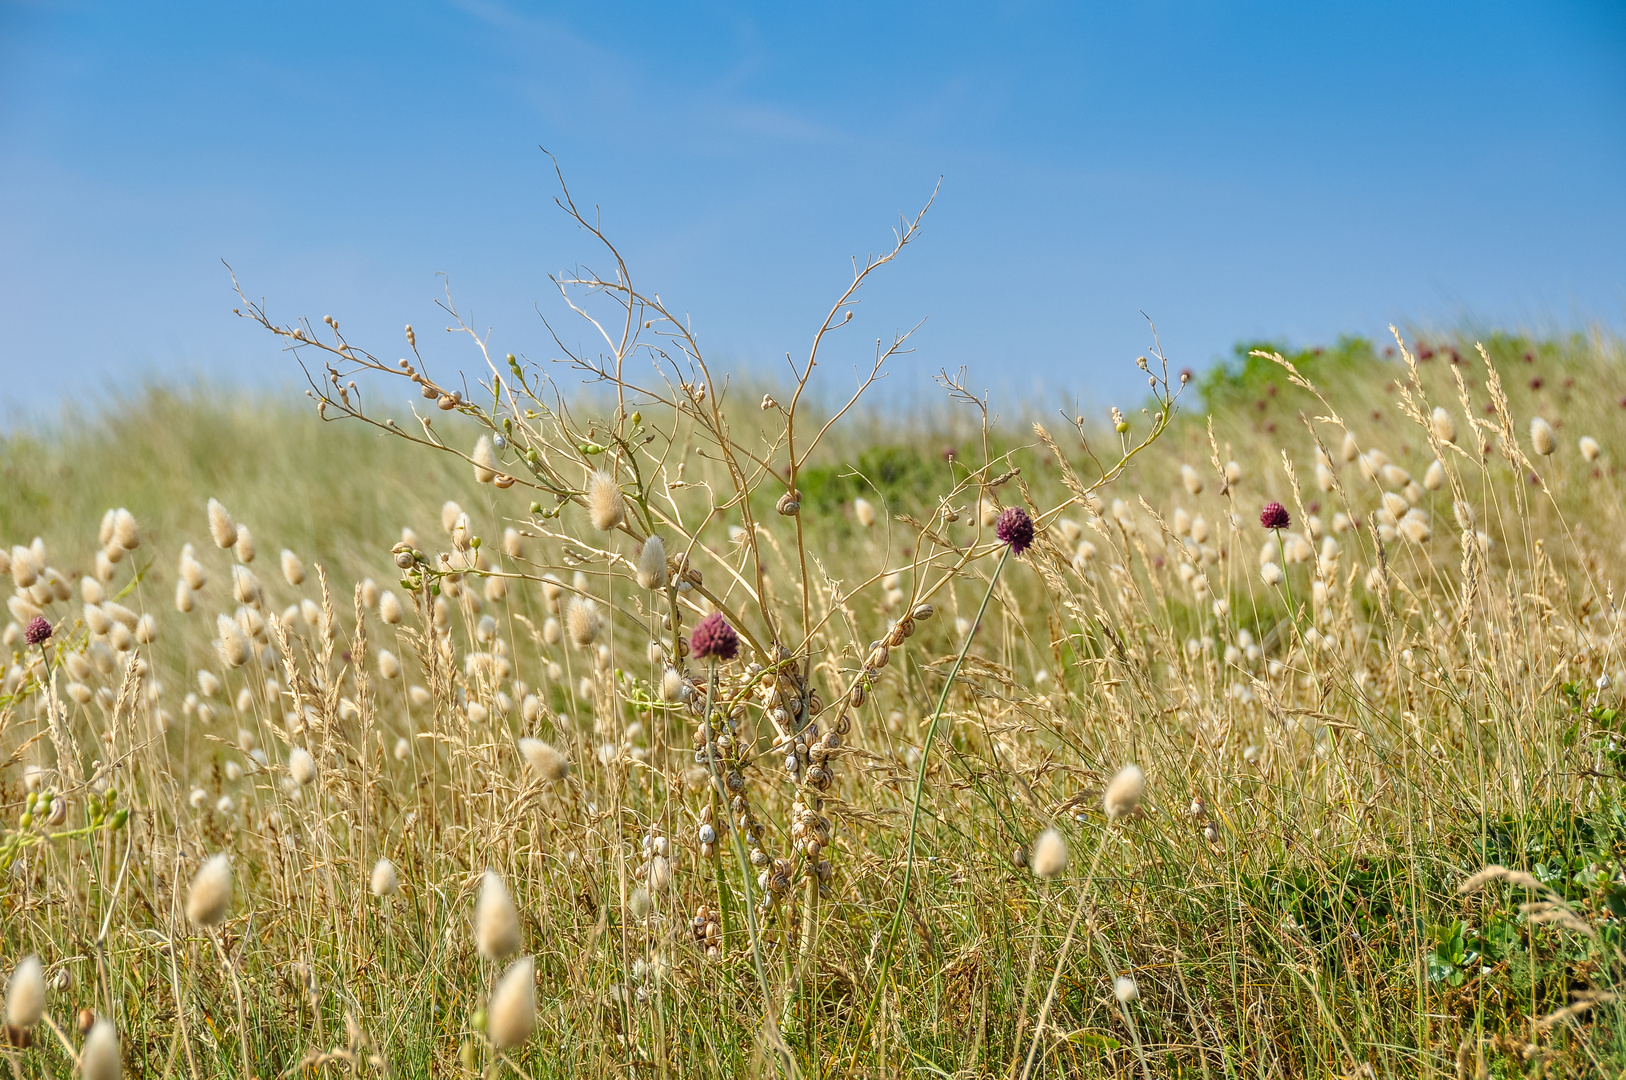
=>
[629,411,642,425]
[582,441,605,455]
[470,536,482,550]
[471,1008,488,1033]
[25,791,37,812]
[111,809,129,830]
[506,353,516,364]
[529,502,543,515]
[18,812,32,829]
[1115,421,1131,434]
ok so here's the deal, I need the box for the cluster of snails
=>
[690,903,723,958]
[851,603,934,707]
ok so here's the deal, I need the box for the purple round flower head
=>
[1259,502,1291,530]
[24,616,52,647]
[995,506,1035,555]
[690,611,739,662]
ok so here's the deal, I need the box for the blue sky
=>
[2,1,1623,416]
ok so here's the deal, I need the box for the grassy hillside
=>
[3,325,1626,1079]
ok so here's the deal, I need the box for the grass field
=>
[5,264,1626,1079]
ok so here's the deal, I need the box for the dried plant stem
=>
[209,929,254,1079]
[861,545,1011,1050]
[1017,828,1109,1079]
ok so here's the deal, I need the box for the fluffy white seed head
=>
[377,650,401,680]
[587,471,626,531]
[1103,763,1146,819]
[175,580,195,613]
[379,590,404,625]
[441,501,463,534]
[636,535,667,591]
[1580,435,1601,462]
[80,1018,121,1080]
[1530,416,1557,456]
[518,737,570,782]
[1423,459,1446,491]
[566,598,601,648]
[233,525,256,564]
[472,435,498,484]
[854,498,877,528]
[371,858,399,897]
[475,870,522,961]
[1030,827,1068,879]
[5,954,44,1028]
[112,508,139,551]
[280,549,305,586]
[288,747,317,786]
[214,614,249,669]
[1431,406,1456,445]
[1113,975,1139,1004]
[207,498,238,550]
[660,667,686,703]
[487,956,536,1049]
[1260,562,1284,587]
[1180,463,1203,495]
[185,854,232,926]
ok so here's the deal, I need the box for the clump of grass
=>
[3,177,1626,1079]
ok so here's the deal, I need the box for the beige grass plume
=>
[1030,827,1068,878]
[1530,416,1557,456]
[5,954,44,1029]
[441,500,463,533]
[1580,435,1601,461]
[475,870,522,961]
[566,597,601,647]
[111,508,139,551]
[636,535,667,590]
[587,471,626,531]
[234,524,256,564]
[854,497,877,528]
[378,590,404,625]
[280,549,306,586]
[186,854,232,926]
[487,955,536,1049]
[79,1018,121,1080]
[1430,406,1456,445]
[1103,763,1145,819]
[214,614,250,669]
[207,498,238,549]
[371,858,400,897]
[289,747,317,786]
[518,737,570,782]
[472,436,498,484]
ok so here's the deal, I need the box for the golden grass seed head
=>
[475,869,522,961]
[185,854,233,926]
[518,737,570,782]
[378,590,403,625]
[1030,827,1068,878]
[179,551,206,591]
[1530,416,1558,456]
[371,858,400,897]
[175,581,195,613]
[1580,435,1601,461]
[215,615,250,669]
[206,499,237,550]
[80,576,104,605]
[502,527,523,560]
[854,497,877,528]
[472,435,498,484]
[1103,763,1146,819]
[377,650,401,680]
[5,954,44,1029]
[280,549,305,586]
[79,1018,121,1080]
[587,471,626,531]
[1424,459,1446,491]
[541,617,562,646]
[487,956,536,1049]
[409,685,431,707]
[566,597,601,647]
[637,534,667,590]
[112,508,139,551]
[1180,463,1203,495]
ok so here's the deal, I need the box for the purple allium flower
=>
[24,617,52,647]
[995,507,1035,555]
[690,611,739,662]
[1259,502,1291,530]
